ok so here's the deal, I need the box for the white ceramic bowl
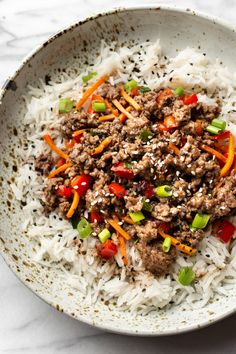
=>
[0,6,236,336]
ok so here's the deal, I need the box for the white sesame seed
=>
[81,182,87,186]
[92,232,97,236]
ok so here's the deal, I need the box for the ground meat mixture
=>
[36,83,236,276]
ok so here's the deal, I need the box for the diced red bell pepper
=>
[130,88,139,97]
[156,88,173,104]
[57,185,72,198]
[182,94,198,105]
[111,162,134,179]
[97,240,117,259]
[108,182,126,199]
[158,222,171,233]
[164,115,177,131]
[56,157,66,168]
[71,174,93,196]
[90,211,104,223]
[87,102,94,114]
[215,220,235,243]
[214,130,230,141]
[139,180,155,199]
[73,134,83,143]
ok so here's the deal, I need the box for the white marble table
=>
[1,0,236,353]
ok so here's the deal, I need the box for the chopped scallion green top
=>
[125,80,138,93]
[140,129,154,142]
[192,213,210,229]
[139,86,151,93]
[155,185,172,198]
[162,237,172,253]
[82,71,97,83]
[178,267,196,286]
[59,98,74,113]
[92,101,106,112]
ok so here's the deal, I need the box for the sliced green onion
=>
[82,71,97,83]
[178,267,196,286]
[192,213,210,229]
[142,200,153,212]
[128,211,145,223]
[92,101,106,112]
[125,80,138,93]
[139,86,151,93]
[162,237,172,253]
[59,98,74,113]
[140,129,154,142]
[98,228,111,243]
[211,119,226,131]
[124,162,133,169]
[77,218,92,239]
[174,87,185,97]
[155,185,172,198]
[205,125,222,135]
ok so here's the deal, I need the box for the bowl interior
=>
[0,7,236,335]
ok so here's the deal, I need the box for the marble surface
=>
[1,0,236,353]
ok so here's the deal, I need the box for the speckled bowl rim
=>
[1,4,236,336]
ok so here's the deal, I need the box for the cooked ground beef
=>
[35,152,54,175]
[36,82,236,276]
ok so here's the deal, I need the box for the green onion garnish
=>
[192,213,210,229]
[139,86,151,93]
[92,101,106,112]
[162,237,172,253]
[211,119,226,131]
[178,267,196,286]
[140,129,154,142]
[205,125,222,135]
[142,200,153,212]
[77,218,92,239]
[128,211,145,223]
[125,80,138,93]
[59,98,74,113]
[98,228,111,243]
[82,71,97,83]
[174,87,185,97]
[124,162,133,169]
[155,185,172,198]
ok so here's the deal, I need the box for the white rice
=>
[12,39,236,314]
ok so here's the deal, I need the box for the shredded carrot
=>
[104,99,119,117]
[119,106,132,123]
[43,134,68,160]
[158,229,197,255]
[65,139,75,150]
[72,129,85,137]
[92,137,112,156]
[76,75,108,110]
[66,190,80,218]
[121,88,141,111]
[169,142,180,155]
[220,133,235,177]
[98,114,116,122]
[107,218,131,240]
[121,215,135,225]
[48,162,72,179]
[112,99,135,120]
[201,144,227,163]
[118,234,128,266]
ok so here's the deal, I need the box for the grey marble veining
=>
[1,0,236,353]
